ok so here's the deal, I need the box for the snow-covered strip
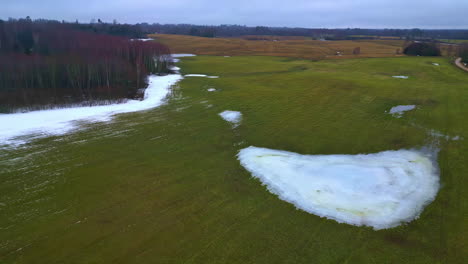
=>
[207,88,216,92]
[171,54,196,58]
[170,54,196,63]
[0,74,183,146]
[219,111,242,127]
[185,74,219,78]
[392,75,409,79]
[185,74,207,77]
[130,38,154,42]
[238,146,439,230]
[389,105,416,117]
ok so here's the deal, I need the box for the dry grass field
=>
[152,34,405,60]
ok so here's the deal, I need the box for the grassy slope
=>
[1,56,467,263]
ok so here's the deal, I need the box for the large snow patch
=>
[0,74,182,145]
[238,146,439,230]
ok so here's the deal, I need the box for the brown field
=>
[151,34,405,60]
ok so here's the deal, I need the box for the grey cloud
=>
[1,0,467,28]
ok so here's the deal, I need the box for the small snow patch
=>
[130,38,153,42]
[207,88,216,92]
[389,105,416,118]
[219,111,242,127]
[429,129,463,141]
[392,75,409,79]
[432,63,440,66]
[185,74,207,77]
[238,146,439,230]
[185,74,219,79]
[172,54,196,58]
[170,54,196,63]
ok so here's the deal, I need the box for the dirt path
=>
[455,57,468,72]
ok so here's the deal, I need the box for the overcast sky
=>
[2,0,467,29]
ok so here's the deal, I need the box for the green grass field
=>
[438,39,468,44]
[1,55,467,263]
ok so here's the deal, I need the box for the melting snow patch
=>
[130,38,154,42]
[238,146,439,230]
[169,66,180,72]
[207,88,217,92]
[172,54,196,58]
[0,74,183,146]
[170,54,196,63]
[432,63,440,66]
[392,75,409,79]
[219,111,242,127]
[185,74,207,77]
[389,105,416,118]
[185,74,219,78]
[428,129,463,141]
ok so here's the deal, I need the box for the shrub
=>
[353,47,361,55]
[403,42,441,56]
[459,44,468,63]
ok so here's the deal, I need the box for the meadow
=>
[1,54,467,263]
[152,34,404,60]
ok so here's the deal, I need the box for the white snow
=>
[170,54,196,63]
[130,38,154,42]
[428,129,463,141]
[432,63,440,66]
[185,74,208,77]
[392,75,409,79]
[238,146,439,230]
[389,105,416,117]
[219,111,242,127]
[185,74,219,78]
[0,74,182,146]
[207,88,216,92]
[171,54,196,58]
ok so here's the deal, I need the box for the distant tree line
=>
[4,17,468,41]
[403,42,441,56]
[141,24,468,40]
[0,18,171,112]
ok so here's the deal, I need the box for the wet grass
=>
[1,55,467,263]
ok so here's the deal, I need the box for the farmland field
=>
[153,34,404,60]
[1,55,467,263]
